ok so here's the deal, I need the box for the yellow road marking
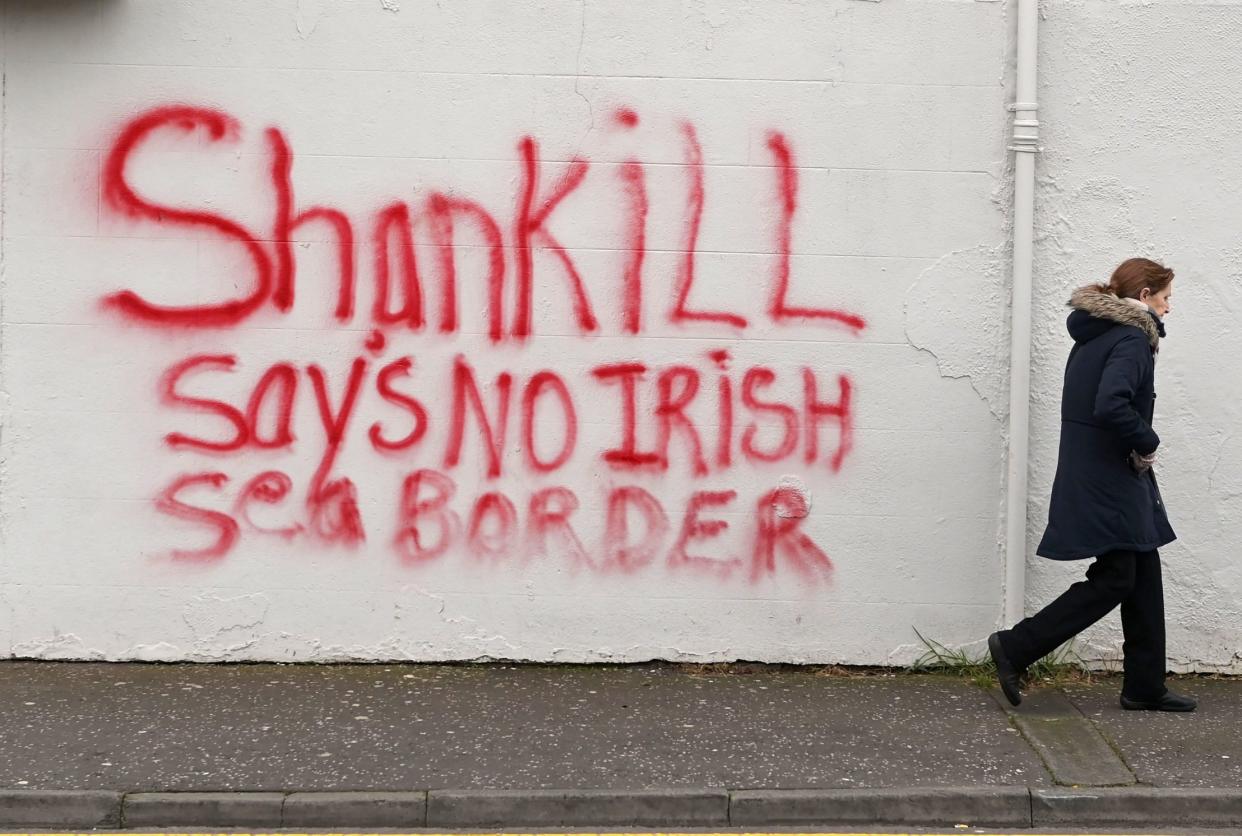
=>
[0,832,1175,836]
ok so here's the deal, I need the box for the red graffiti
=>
[767,132,867,332]
[306,357,367,496]
[619,159,648,335]
[443,356,512,479]
[425,193,507,341]
[234,470,302,540]
[154,469,833,577]
[521,371,577,474]
[753,486,833,580]
[740,367,798,463]
[669,489,740,575]
[655,365,709,477]
[371,195,506,341]
[614,108,640,129]
[805,370,853,472]
[369,357,429,453]
[395,469,459,564]
[513,138,597,338]
[246,363,297,449]
[150,342,853,569]
[710,350,734,469]
[102,107,273,327]
[155,472,239,561]
[592,362,661,470]
[528,487,591,568]
[372,201,425,329]
[157,347,853,483]
[268,127,355,319]
[104,104,864,578]
[160,355,248,453]
[100,105,863,339]
[670,122,747,329]
[603,485,668,572]
[466,492,519,560]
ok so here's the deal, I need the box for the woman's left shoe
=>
[987,632,1024,706]
[1119,690,1198,712]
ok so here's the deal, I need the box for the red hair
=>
[1092,257,1174,299]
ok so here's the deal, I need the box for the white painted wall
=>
[1030,0,1242,674]
[3,0,1011,664]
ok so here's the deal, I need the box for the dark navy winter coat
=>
[1036,288,1176,560]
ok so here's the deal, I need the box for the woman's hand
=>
[1129,450,1157,473]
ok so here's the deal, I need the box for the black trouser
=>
[997,549,1166,700]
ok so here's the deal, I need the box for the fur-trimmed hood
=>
[1067,286,1163,349]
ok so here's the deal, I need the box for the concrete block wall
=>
[0,0,1056,666]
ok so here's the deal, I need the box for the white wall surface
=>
[1030,0,1242,673]
[3,0,1012,663]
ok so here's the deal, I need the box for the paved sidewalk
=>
[0,661,1237,829]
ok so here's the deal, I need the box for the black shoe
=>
[988,632,1023,706]
[1120,690,1197,712]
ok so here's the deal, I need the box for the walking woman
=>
[989,258,1195,712]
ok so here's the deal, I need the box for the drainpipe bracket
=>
[1009,103,1042,153]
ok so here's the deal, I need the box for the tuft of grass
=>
[906,627,1093,689]
[907,628,997,688]
[1028,642,1096,686]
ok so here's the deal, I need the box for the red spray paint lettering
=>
[97,104,866,577]
[101,105,864,338]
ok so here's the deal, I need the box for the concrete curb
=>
[123,792,286,827]
[2,786,1242,828]
[427,789,729,827]
[284,791,428,827]
[730,787,1032,828]
[0,791,121,828]
[1033,787,1242,828]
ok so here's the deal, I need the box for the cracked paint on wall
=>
[183,593,272,649]
[903,243,1011,422]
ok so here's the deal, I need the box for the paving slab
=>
[0,661,1048,791]
[1063,679,1242,788]
[990,687,1135,787]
